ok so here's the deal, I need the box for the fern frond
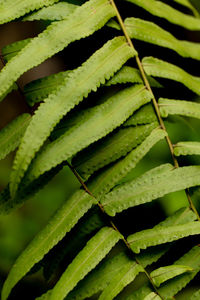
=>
[174,142,200,156]
[43,209,104,281]
[66,252,132,300]
[23,66,161,107]
[1,190,95,300]
[68,208,196,299]
[125,0,200,30]
[143,292,162,300]
[124,17,200,60]
[128,222,200,253]
[123,104,157,126]
[0,0,59,24]
[190,289,200,300]
[151,265,193,287]
[73,123,157,181]
[159,98,200,119]
[2,38,32,63]
[88,128,166,197]
[173,0,199,17]
[154,207,197,227]
[23,2,77,21]
[142,57,200,95]
[24,85,150,183]
[49,227,121,300]
[98,261,143,300]
[0,114,31,161]
[105,66,162,88]
[10,36,135,198]
[0,163,64,214]
[24,66,142,107]
[24,71,71,106]
[101,164,200,216]
[36,290,52,300]
[125,284,152,300]
[0,0,116,101]
[158,246,200,298]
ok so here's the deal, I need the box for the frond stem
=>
[109,0,200,221]
[67,161,162,299]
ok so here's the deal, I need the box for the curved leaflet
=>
[0,0,59,24]
[101,165,200,216]
[0,114,31,161]
[24,85,149,183]
[50,227,121,300]
[10,36,135,198]
[125,0,200,30]
[1,190,95,300]
[125,17,200,60]
[0,0,116,101]
[143,57,200,95]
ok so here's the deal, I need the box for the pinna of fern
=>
[0,0,200,299]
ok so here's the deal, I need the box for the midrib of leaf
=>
[108,0,200,221]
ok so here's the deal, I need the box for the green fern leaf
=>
[173,0,199,17]
[101,165,200,216]
[142,57,200,95]
[0,0,59,24]
[124,17,200,60]
[174,142,200,156]
[125,284,152,300]
[106,66,142,86]
[43,208,104,281]
[88,128,166,197]
[159,98,200,119]
[124,104,157,126]
[23,2,77,21]
[125,0,200,30]
[105,66,162,88]
[0,114,31,161]
[136,207,197,265]
[1,190,95,300]
[144,292,162,300]
[151,265,193,287]
[24,65,160,108]
[154,207,197,228]
[69,208,196,300]
[50,227,121,300]
[190,289,200,300]
[73,123,157,181]
[0,162,64,214]
[24,71,71,106]
[24,85,150,183]
[35,289,52,300]
[2,39,32,63]
[10,36,135,198]
[66,252,132,300]
[0,0,116,101]
[98,261,143,300]
[128,222,200,253]
[158,246,200,298]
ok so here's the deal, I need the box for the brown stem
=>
[68,161,162,298]
[109,0,200,221]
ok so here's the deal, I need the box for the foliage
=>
[0,0,200,299]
